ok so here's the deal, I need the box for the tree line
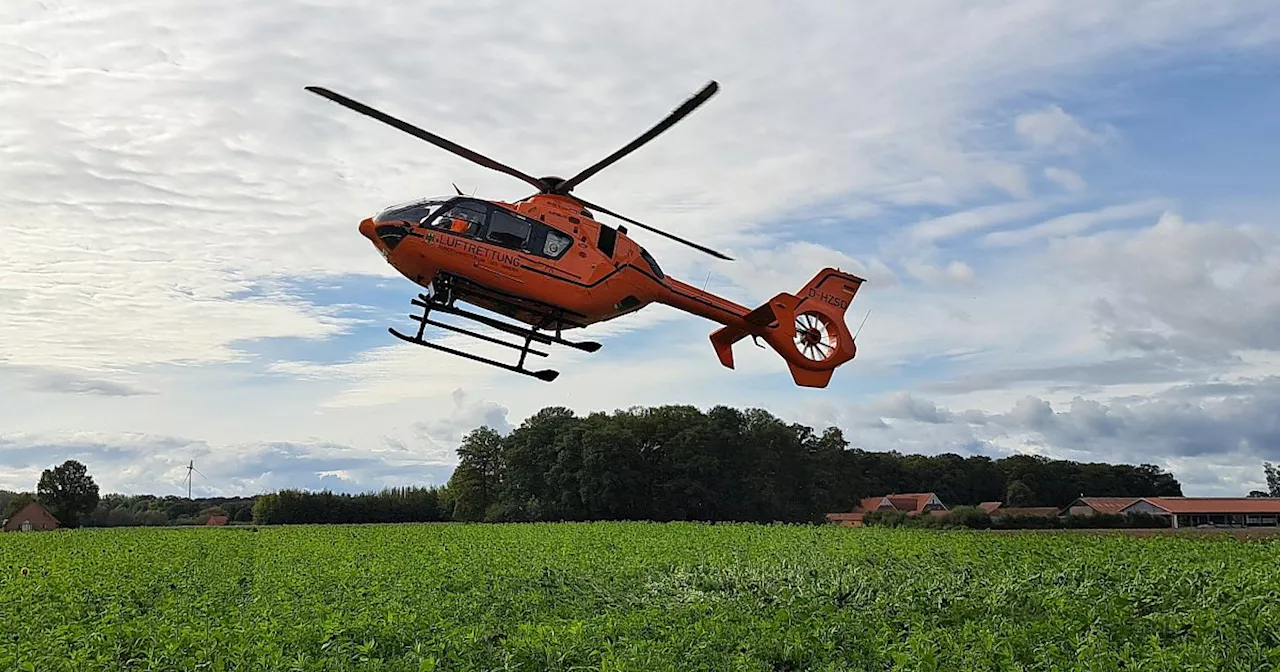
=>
[12,404,1249,529]
[436,405,1185,524]
[251,486,445,525]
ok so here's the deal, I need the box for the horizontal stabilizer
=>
[709,295,784,368]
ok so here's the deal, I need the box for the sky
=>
[3,1,1280,499]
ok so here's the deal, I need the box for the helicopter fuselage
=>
[361,192,752,332]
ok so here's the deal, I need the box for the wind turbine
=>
[182,459,207,499]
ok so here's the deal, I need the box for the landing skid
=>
[387,292,602,382]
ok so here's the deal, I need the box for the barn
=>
[1061,497,1139,516]
[2,502,60,532]
[1121,497,1280,528]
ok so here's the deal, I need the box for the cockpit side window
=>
[486,209,532,250]
[430,202,488,238]
[639,247,664,279]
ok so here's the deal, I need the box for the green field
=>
[3,523,1278,671]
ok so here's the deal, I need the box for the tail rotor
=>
[709,267,866,387]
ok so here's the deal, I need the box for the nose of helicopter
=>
[359,217,379,245]
[360,216,409,256]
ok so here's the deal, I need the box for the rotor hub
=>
[539,176,567,193]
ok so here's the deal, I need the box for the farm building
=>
[826,492,948,527]
[2,502,59,532]
[206,515,229,526]
[1061,497,1139,516]
[979,502,1061,518]
[1121,497,1280,528]
[828,494,1280,528]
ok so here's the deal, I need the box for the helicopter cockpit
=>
[371,196,578,261]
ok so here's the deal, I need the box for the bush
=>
[942,506,992,529]
[990,514,1060,529]
[863,510,912,527]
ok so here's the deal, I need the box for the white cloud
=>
[981,199,1172,247]
[905,200,1058,244]
[1015,105,1115,152]
[904,260,976,285]
[1044,166,1087,192]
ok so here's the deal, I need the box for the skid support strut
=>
[387,292,601,382]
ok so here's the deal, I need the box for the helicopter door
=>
[463,208,529,281]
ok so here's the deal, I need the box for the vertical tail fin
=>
[709,268,865,388]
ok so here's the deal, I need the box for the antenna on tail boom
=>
[853,310,871,341]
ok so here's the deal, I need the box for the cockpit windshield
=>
[372,197,450,225]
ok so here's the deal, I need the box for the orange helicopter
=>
[306,81,866,387]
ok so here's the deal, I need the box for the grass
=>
[3,522,1279,671]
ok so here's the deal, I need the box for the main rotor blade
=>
[572,195,732,261]
[552,81,720,195]
[305,86,548,192]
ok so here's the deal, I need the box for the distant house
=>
[205,515,229,526]
[980,501,1061,518]
[1121,497,1280,528]
[1061,497,1140,516]
[826,492,948,527]
[2,502,60,532]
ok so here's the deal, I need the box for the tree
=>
[1005,479,1035,507]
[2,492,36,520]
[37,460,100,527]
[448,426,506,521]
[1266,462,1280,497]
[1248,490,1270,497]
[252,493,280,524]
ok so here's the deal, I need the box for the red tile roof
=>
[978,501,1001,513]
[884,493,945,513]
[1070,497,1139,514]
[1133,497,1280,514]
[826,492,947,525]
[859,496,889,512]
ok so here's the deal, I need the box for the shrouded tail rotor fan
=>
[794,311,837,362]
